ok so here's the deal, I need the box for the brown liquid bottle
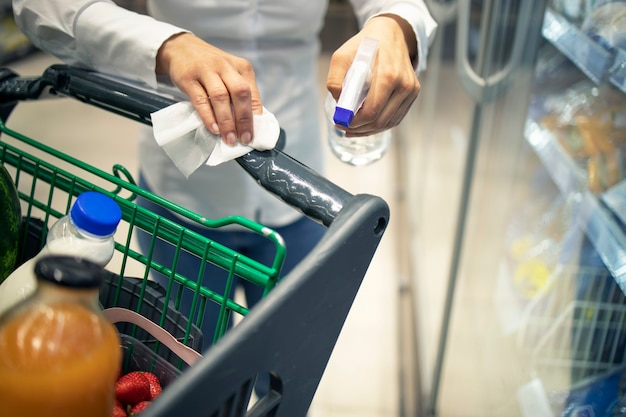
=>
[0,255,122,417]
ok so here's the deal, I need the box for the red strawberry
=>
[112,399,127,417]
[129,401,151,415]
[115,372,151,405]
[142,372,162,400]
[112,407,127,417]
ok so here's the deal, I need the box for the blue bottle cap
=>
[333,107,355,128]
[70,191,122,236]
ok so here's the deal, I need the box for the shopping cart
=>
[0,64,390,417]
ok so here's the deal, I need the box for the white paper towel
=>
[151,101,280,177]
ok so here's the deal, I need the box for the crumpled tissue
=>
[150,101,280,177]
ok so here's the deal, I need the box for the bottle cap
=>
[70,191,122,236]
[34,255,106,288]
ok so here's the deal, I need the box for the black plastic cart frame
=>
[0,65,389,417]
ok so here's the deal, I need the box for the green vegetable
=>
[0,164,21,283]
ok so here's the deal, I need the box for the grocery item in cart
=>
[0,255,122,417]
[0,163,20,283]
[0,191,122,315]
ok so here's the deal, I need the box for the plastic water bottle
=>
[326,37,392,166]
[325,94,392,166]
[0,191,122,315]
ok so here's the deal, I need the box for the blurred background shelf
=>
[543,7,626,95]
[526,120,626,294]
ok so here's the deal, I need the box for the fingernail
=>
[211,123,219,134]
[226,132,237,146]
[241,131,251,145]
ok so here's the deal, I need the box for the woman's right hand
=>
[156,32,263,146]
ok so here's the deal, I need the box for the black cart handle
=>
[0,65,352,226]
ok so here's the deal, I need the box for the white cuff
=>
[366,4,437,73]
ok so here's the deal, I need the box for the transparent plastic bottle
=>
[0,255,122,417]
[325,93,392,166]
[326,36,392,166]
[0,191,122,315]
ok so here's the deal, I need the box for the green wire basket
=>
[0,104,286,361]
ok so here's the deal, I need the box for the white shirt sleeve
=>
[348,0,438,72]
[12,0,188,87]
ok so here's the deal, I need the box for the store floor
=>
[4,51,402,417]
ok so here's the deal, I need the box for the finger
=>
[348,91,410,136]
[225,60,261,145]
[236,60,263,116]
[349,71,419,135]
[203,75,239,146]
[348,87,393,133]
[184,81,219,135]
[384,90,418,130]
[381,74,420,130]
[198,76,258,147]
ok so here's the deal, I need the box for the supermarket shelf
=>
[542,8,612,85]
[542,8,626,94]
[525,120,626,294]
[609,49,626,93]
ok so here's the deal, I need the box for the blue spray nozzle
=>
[333,107,355,127]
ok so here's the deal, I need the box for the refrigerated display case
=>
[397,1,626,416]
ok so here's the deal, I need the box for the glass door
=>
[399,0,626,415]
[393,0,626,415]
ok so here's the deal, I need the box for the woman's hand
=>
[156,32,262,146]
[327,14,420,137]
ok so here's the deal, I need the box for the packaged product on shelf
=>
[549,0,622,26]
[582,1,626,49]
[539,81,626,193]
[512,215,626,417]
[495,184,583,337]
[549,0,587,24]
[517,366,626,417]
[558,365,626,417]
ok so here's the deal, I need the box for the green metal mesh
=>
[0,118,286,357]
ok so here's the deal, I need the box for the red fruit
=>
[129,401,151,415]
[142,372,162,400]
[115,372,151,405]
[112,399,127,417]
